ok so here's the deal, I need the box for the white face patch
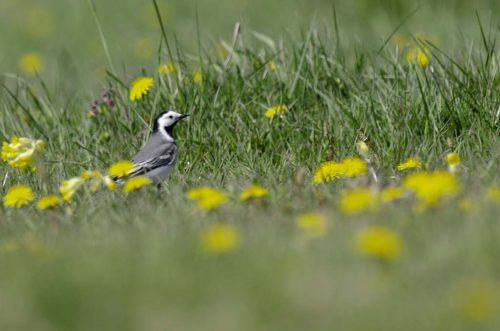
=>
[158,111,183,128]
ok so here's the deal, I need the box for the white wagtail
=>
[117,110,189,183]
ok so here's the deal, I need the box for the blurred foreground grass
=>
[1,0,500,330]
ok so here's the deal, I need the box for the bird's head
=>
[153,110,189,136]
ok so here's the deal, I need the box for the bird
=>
[117,110,189,184]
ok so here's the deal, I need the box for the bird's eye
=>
[168,115,173,119]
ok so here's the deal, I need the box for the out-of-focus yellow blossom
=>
[81,170,116,192]
[239,184,269,201]
[134,37,154,59]
[24,7,55,38]
[397,157,422,171]
[59,177,85,201]
[1,136,45,171]
[268,61,277,71]
[458,198,473,211]
[264,104,288,119]
[108,160,134,177]
[0,240,21,253]
[380,186,406,203]
[3,185,35,208]
[37,195,61,210]
[187,187,228,210]
[406,47,429,68]
[129,76,154,101]
[313,157,367,184]
[18,53,45,75]
[192,68,202,84]
[486,186,500,202]
[449,279,499,322]
[446,152,461,173]
[158,63,177,75]
[340,188,377,214]
[201,223,240,254]
[297,212,327,238]
[356,140,370,157]
[123,177,152,193]
[403,170,460,207]
[391,33,410,47]
[356,226,402,261]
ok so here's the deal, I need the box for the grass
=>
[1,0,500,330]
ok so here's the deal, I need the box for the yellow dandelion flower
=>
[297,212,327,238]
[129,76,154,101]
[108,160,135,177]
[406,47,429,68]
[264,104,288,119]
[192,68,202,84]
[449,279,499,322]
[18,52,45,75]
[201,224,240,254]
[37,195,61,210]
[239,184,269,201]
[313,161,344,184]
[356,226,402,261]
[340,157,367,177]
[397,157,422,171]
[340,188,377,214]
[59,177,85,201]
[403,170,460,207]
[158,63,177,75]
[313,157,367,184]
[1,136,45,171]
[123,177,152,193]
[380,186,406,203]
[80,170,101,180]
[486,186,500,202]
[187,187,228,210]
[3,185,35,208]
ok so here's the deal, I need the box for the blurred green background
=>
[1,0,499,89]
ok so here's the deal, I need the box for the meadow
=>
[1,0,500,330]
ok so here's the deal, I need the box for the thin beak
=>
[180,114,190,119]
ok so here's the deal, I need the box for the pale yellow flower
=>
[18,53,45,75]
[264,104,288,119]
[192,68,202,84]
[129,76,154,101]
[108,160,135,177]
[397,157,422,171]
[1,136,45,171]
[446,152,461,173]
[59,177,85,201]
[340,188,377,214]
[268,61,277,71]
[201,224,240,254]
[406,47,429,68]
[239,184,269,201]
[356,226,402,261]
[158,63,177,75]
[37,195,61,209]
[123,177,152,193]
[3,185,35,208]
[297,212,327,238]
[187,187,228,210]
